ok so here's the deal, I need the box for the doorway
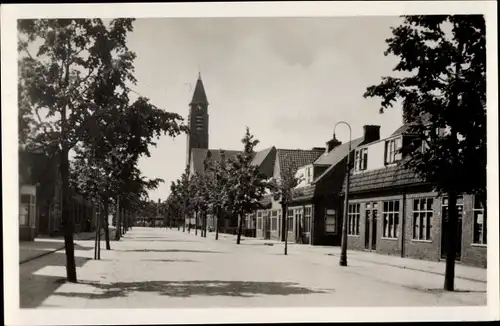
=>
[364,202,378,251]
[440,196,463,261]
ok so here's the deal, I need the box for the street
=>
[20,227,487,308]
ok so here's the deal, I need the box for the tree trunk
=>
[444,190,458,291]
[60,147,77,282]
[103,198,111,250]
[282,203,288,255]
[236,214,243,244]
[204,211,208,237]
[115,197,121,241]
[280,204,287,242]
[215,207,220,240]
[195,211,198,235]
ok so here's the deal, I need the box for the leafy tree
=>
[364,15,486,291]
[18,19,186,282]
[205,150,231,240]
[228,127,268,244]
[268,165,304,255]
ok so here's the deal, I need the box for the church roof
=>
[190,76,208,105]
[190,146,277,177]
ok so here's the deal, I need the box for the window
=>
[287,208,294,231]
[412,198,433,240]
[473,195,487,245]
[257,217,263,230]
[19,194,33,226]
[325,209,337,234]
[383,200,400,238]
[304,206,312,233]
[294,208,303,232]
[355,148,368,172]
[347,204,360,235]
[271,210,278,231]
[385,137,402,164]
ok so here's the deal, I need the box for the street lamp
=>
[333,121,352,267]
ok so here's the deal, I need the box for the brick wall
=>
[346,190,487,268]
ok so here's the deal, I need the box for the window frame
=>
[382,200,400,239]
[325,208,337,234]
[473,195,487,245]
[385,136,403,165]
[347,204,360,235]
[303,206,312,233]
[287,208,294,232]
[412,198,434,241]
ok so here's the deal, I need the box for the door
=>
[364,202,378,251]
[440,197,463,261]
[265,212,271,240]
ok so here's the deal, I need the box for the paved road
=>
[20,227,487,309]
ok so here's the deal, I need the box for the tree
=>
[205,150,231,240]
[228,128,268,245]
[18,19,186,282]
[363,15,486,291]
[268,165,304,255]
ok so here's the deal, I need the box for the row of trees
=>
[164,127,303,252]
[18,18,187,282]
[164,15,486,293]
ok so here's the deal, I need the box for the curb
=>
[19,233,104,265]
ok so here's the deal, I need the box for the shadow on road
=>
[20,252,92,308]
[52,280,332,299]
[117,249,224,254]
[130,239,201,243]
[139,259,197,263]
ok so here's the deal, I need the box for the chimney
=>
[363,125,381,143]
[325,134,342,154]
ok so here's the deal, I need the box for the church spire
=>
[190,72,208,105]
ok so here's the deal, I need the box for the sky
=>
[125,17,406,202]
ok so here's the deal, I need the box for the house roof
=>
[190,76,208,105]
[251,146,275,167]
[312,137,366,183]
[390,124,411,137]
[342,164,426,194]
[313,137,364,166]
[190,147,276,175]
[276,148,324,180]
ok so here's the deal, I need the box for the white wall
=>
[366,140,386,171]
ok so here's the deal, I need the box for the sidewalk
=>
[201,231,487,283]
[19,228,116,264]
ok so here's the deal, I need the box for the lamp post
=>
[334,121,352,267]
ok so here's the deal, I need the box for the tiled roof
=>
[292,184,315,201]
[314,137,364,166]
[190,77,208,105]
[312,137,366,183]
[276,149,324,180]
[390,124,411,137]
[251,146,274,167]
[342,164,426,194]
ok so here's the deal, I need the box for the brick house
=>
[341,125,487,268]
[253,125,381,246]
[19,149,97,239]
[254,148,326,242]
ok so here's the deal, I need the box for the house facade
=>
[341,126,487,268]
[254,125,381,246]
[19,149,98,240]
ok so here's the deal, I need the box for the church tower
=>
[186,73,209,168]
